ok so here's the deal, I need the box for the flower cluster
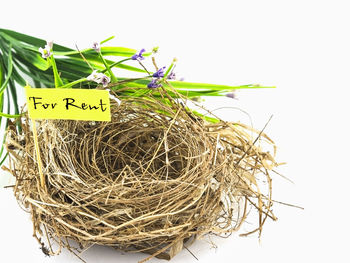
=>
[152,66,165,78]
[39,40,53,59]
[147,78,162,88]
[87,70,110,87]
[147,67,166,88]
[131,49,176,88]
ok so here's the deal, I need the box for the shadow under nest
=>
[5,88,278,261]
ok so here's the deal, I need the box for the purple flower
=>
[226,92,237,99]
[147,78,162,89]
[153,66,166,78]
[87,70,110,87]
[92,42,100,52]
[101,75,110,87]
[167,71,176,80]
[131,48,146,60]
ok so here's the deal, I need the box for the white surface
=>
[1,0,349,262]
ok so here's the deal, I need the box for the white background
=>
[1,0,349,262]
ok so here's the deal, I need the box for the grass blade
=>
[0,44,13,96]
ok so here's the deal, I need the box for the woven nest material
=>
[5,88,278,261]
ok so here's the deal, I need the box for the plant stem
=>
[50,55,63,88]
[163,59,176,80]
[58,78,87,89]
[98,52,117,82]
[137,60,150,75]
[101,58,132,73]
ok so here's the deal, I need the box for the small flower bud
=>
[92,42,101,52]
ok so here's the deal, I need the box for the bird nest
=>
[5,88,278,261]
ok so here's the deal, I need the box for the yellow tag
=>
[25,87,111,121]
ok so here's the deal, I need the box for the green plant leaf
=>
[8,80,19,115]
[0,55,3,88]
[166,81,276,90]
[0,152,8,166]
[15,48,50,71]
[100,36,115,45]
[0,45,13,96]
[0,28,72,52]
[55,47,150,58]
[11,66,26,86]
[13,60,52,86]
